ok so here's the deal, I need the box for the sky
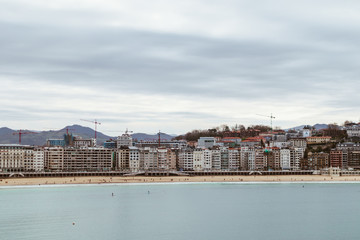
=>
[1,0,360,135]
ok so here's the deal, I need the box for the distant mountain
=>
[0,125,114,146]
[286,124,328,131]
[312,124,328,130]
[0,125,176,146]
[131,133,175,141]
[0,127,14,135]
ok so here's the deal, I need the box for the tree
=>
[344,120,355,126]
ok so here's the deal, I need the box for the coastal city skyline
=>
[1,121,360,175]
[2,0,360,134]
[2,1,360,240]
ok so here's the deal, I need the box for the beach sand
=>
[0,175,360,186]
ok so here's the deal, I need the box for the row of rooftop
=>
[1,123,360,173]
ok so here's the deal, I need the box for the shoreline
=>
[1,175,360,186]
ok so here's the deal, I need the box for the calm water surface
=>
[1,182,359,240]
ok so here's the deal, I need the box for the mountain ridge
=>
[0,125,176,146]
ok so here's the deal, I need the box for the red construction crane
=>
[12,130,37,144]
[65,127,76,135]
[80,119,101,140]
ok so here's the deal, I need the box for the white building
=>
[44,147,64,171]
[211,149,221,170]
[290,148,305,170]
[0,144,28,171]
[270,141,290,148]
[140,148,157,170]
[302,129,312,138]
[33,149,44,172]
[240,147,255,170]
[179,149,193,171]
[193,149,204,171]
[157,148,169,170]
[346,125,360,138]
[117,134,133,148]
[129,146,140,172]
[23,147,34,171]
[280,149,291,170]
[228,149,240,170]
[203,149,212,170]
[255,149,265,170]
[197,137,216,149]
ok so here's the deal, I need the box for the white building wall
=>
[179,150,193,171]
[157,148,169,170]
[280,149,291,170]
[211,149,221,170]
[290,148,305,170]
[240,147,255,170]
[129,147,140,172]
[117,134,133,148]
[302,129,312,138]
[33,149,44,172]
[193,149,204,171]
[203,149,212,170]
[197,137,216,148]
[228,149,240,170]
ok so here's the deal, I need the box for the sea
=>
[1,182,359,240]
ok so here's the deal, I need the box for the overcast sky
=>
[1,0,360,135]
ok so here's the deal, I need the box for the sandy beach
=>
[0,175,360,186]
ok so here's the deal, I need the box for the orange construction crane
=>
[12,130,37,144]
[80,119,101,140]
[65,127,76,135]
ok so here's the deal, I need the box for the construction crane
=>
[80,119,101,140]
[256,113,276,133]
[64,127,76,135]
[44,127,75,135]
[123,128,133,135]
[158,130,162,147]
[12,130,37,145]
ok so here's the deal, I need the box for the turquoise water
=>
[1,182,360,240]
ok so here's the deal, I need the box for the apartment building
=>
[306,136,331,144]
[220,148,229,170]
[63,148,113,171]
[178,149,193,171]
[157,148,169,170]
[255,149,265,170]
[307,152,329,170]
[33,148,44,172]
[117,134,133,148]
[228,148,240,170]
[118,147,130,170]
[193,149,204,171]
[211,149,221,170]
[129,146,140,172]
[280,149,291,170]
[330,150,343,168]
[290,148,304,170]
[44,147,64,171]
[0,144,28,172]
[140,148,158,170]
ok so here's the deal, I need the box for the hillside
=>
[0,125,114,146]
[0,125,176,146]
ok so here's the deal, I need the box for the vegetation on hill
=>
[174,124,272,142]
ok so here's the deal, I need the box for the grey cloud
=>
[1,23,356,104]
[1,1,360,133]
